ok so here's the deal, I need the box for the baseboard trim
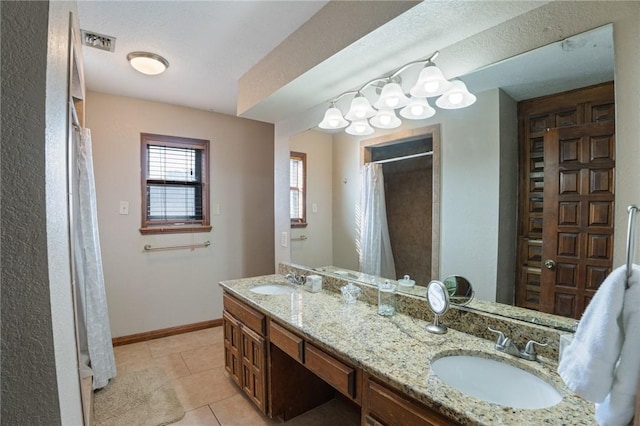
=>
[112,318,222,347]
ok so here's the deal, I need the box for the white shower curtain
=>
[359,163,396,279]
[74,127,116,390]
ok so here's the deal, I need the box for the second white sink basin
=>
[250,284,295,295]
[431,355,562,409]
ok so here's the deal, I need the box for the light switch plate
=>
[119,201,129,215]
[281,232,288,247]
[312,203,318,213]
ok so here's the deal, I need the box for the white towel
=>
[595,266,640,426]
[557,264,640,426]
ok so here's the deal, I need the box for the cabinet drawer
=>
[270,321,304,363]
[367,379,457,426]
[304,344,356,400]
[223,293,265,336]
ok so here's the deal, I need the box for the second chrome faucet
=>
[487,327,547,361]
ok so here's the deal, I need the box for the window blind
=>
[290,157,304,220]
[146,145,203,222]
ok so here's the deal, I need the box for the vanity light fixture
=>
[318,51,475,135]
[127,51,169,75]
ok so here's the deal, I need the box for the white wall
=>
[86,92,275,337]
[290,130,333,267]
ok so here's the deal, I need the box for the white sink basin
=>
[250,284,295,295]
[431,355,562,409]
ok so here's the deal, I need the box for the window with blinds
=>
[140,133,211,234]
[290,151,307,227]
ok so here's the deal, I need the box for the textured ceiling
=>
[76,1,328,115]
[77,1,614,123]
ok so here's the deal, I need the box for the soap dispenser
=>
[377,280,396,316]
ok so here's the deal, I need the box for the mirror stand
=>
[426,280,450,334]
[426,313,447,334]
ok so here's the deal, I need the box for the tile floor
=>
[111,327,359,426]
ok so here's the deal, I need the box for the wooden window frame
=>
[290,151,307,228]
[140,133,212,235]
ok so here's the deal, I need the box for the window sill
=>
[139,225,212,235]
[291,222,308,229]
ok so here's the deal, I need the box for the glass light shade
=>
[127,52,169,75]
[345,95,376,121]
[318,107,348,129]
[400,97,436,120]
[374,82,410,110]
[370,109,401,129]
[435,80,477,109]
[345,119,374,136]
[409,64,452,98]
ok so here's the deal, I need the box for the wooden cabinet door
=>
[517,82,615,318]
[223,312,241,386]
[241,325,267,413]
[541,121,615,318]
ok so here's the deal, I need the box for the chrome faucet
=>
[487,327,547,361]
[284,273,305,286]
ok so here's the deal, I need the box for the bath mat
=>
[93,367,185,426]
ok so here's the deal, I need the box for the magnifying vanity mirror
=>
[443,275,474,306]
[426,280,450,334]
[288,24,615,333]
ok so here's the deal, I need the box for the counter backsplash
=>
[279,263,571,360]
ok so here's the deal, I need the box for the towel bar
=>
[144,241,210,252]
[626,205,638,288]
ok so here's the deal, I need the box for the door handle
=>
[544,259,556,269]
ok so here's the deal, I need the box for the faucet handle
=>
[487,327,507,346]
[520,340,547,361]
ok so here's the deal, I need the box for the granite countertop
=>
[219,274,595,426]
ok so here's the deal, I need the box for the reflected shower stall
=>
[366,137,434,285]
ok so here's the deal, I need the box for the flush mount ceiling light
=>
[318,51,475,135]
[127,52,169,75]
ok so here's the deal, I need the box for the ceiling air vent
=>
[80,29,116,52]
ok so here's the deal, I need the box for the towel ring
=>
[625,205,638,287]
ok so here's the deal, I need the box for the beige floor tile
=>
[181,343,225,374]
[113,341,152,365]
[209,393,278,426]
[171,405,220,426]
[191,327,224,346]
[172,367,238,411]
[153,352,191,379]
[148,332,207,358]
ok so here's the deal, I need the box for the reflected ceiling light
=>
[400,97,436,120]
[318,103,349,129]
[318,51,475,136]
[127,51,169,75]
[374,81,410,109]
[435,80,477,109]
[345,93,376,121]
[370,109,401,129]
[345,119,374,136]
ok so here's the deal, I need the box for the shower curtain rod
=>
[372,151,433,164]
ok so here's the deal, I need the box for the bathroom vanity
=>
[219,272,595,425]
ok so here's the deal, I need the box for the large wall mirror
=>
[288,24,614,330]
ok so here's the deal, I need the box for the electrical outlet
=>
[213,203,221,215]
[119,201,129,215]
[281,232,288,248]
